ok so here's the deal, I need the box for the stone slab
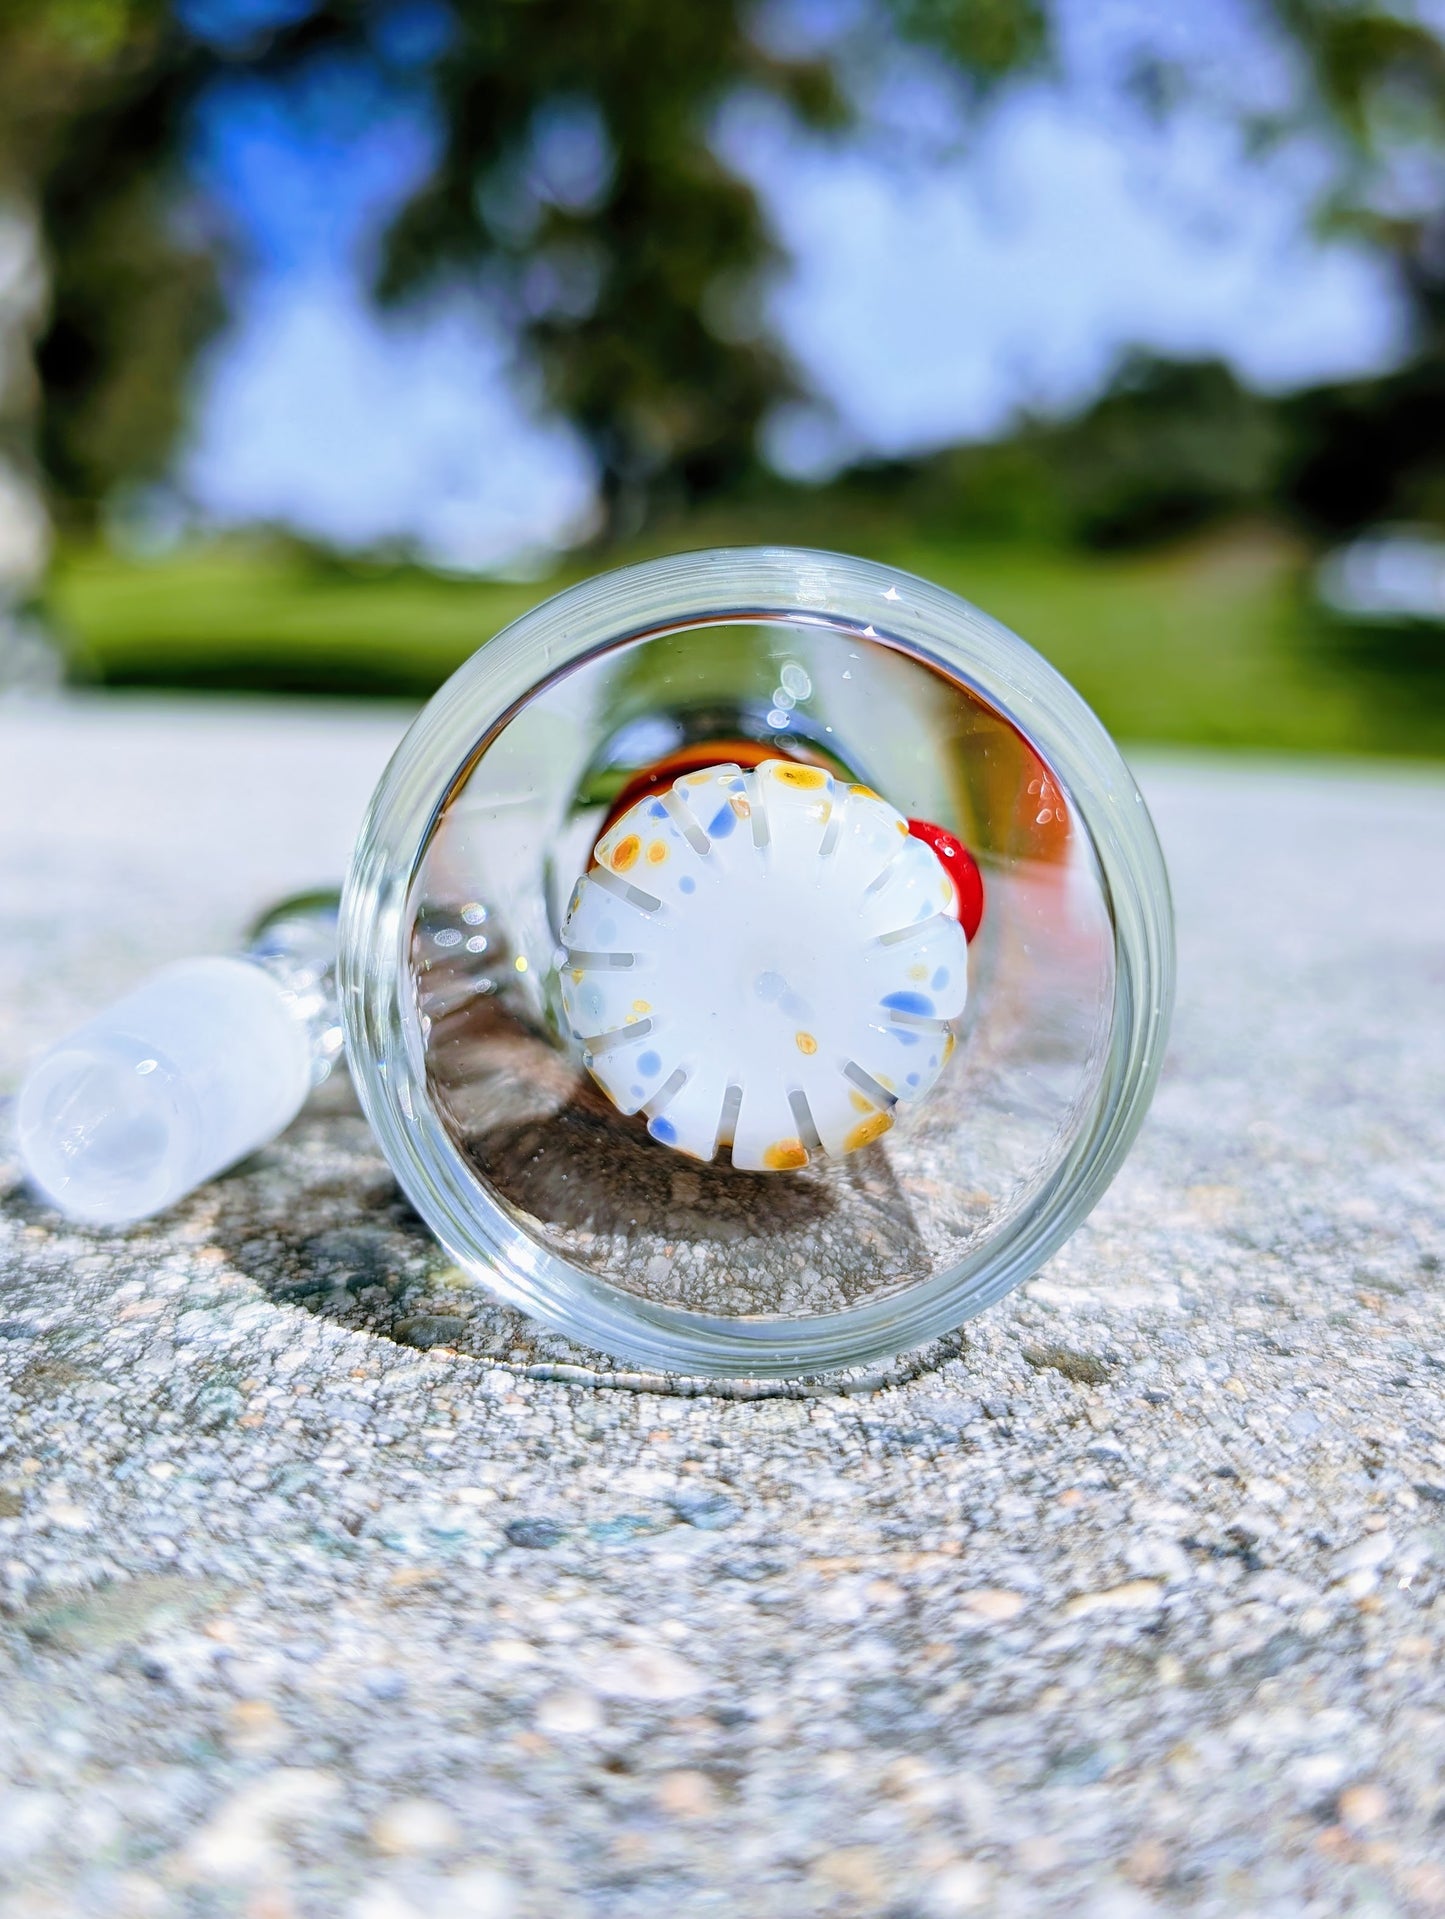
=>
[1,697,1443,1917]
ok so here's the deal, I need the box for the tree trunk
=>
[0,189,60,690]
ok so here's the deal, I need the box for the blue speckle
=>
[679,874,696,894]
[915,899,933,921]
[648,800,668,819]
[906,1072,921,1088]
[637,1050,661,1077]
[755,971,785,1003]
[648,1116,677,1144]
[708,804,736,839]
[882,990,934,1017]
[780,991,809,1020]
[631,1085,644,1100]
[893,1029,920,1046]
[932,966,949,990]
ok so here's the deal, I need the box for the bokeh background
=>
[3,0,1445,753]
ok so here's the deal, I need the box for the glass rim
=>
[339,545,1175,1377]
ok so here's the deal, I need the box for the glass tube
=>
[341,547,1174,1376]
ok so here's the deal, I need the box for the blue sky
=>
[177,2,1409,569]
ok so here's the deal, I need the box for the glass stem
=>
[246,891,345,1088]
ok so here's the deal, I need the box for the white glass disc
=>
[558,760,967,1171]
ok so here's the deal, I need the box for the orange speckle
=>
[909,963,928,981]
[611,834,641,872]
[730,795,751,819]
[774,764,827,790]
[646,839,668,864]
[943,1031,956,1062]
[764,1138,810,1171]
[844,1111,893,1153]
[631,999,652,1015]
[896,819,909,835]
[849,783,880,802]
[795,1031,817,1056]
[570,967,585,983]
[849,1089,874,1113]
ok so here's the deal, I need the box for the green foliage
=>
[35,46,225,521]
[887,0,1048,88]
[0,2,222,526]
[1266,0,1445,144]
[370,0,846,528]
[1261,1,1445,339]
[1047,356,1285,547]
[796,342,1445,553]
[0,2,168,181]
[1282,356,1445,535]
[366,0,1050,525]
[814,354,1285,550]
[0,0,1050,532]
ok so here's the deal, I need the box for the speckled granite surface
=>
[2,698,1443,1919]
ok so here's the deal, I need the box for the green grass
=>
[48,515,1445,757]
[51,541,549,699]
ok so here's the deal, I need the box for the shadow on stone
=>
[425,998,933,1318]
[199,1104,964,1398]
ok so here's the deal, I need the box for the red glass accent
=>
[907,818,985,941]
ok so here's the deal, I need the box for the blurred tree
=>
[1261,0,1445,338]
[1098,1,1445,536]
[34,34,224,524]
[0,0,1052,604]
[0,1,221,681]
[0,1,119,679]
[279,0,1445,540]
[5,0,1445,634]
[1259,2,1445,534]
[376,4,850,535]
[241,0,1050,537]
[849,353,1285,550]
[1283,359,1445,534]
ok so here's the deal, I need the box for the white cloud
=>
[184,271,597,571]
[722,84,1408,456]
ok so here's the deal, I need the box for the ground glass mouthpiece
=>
[559,759,970,1171]
[16,958,314,1226]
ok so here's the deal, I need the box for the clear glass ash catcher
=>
[19,547,1174,1378]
